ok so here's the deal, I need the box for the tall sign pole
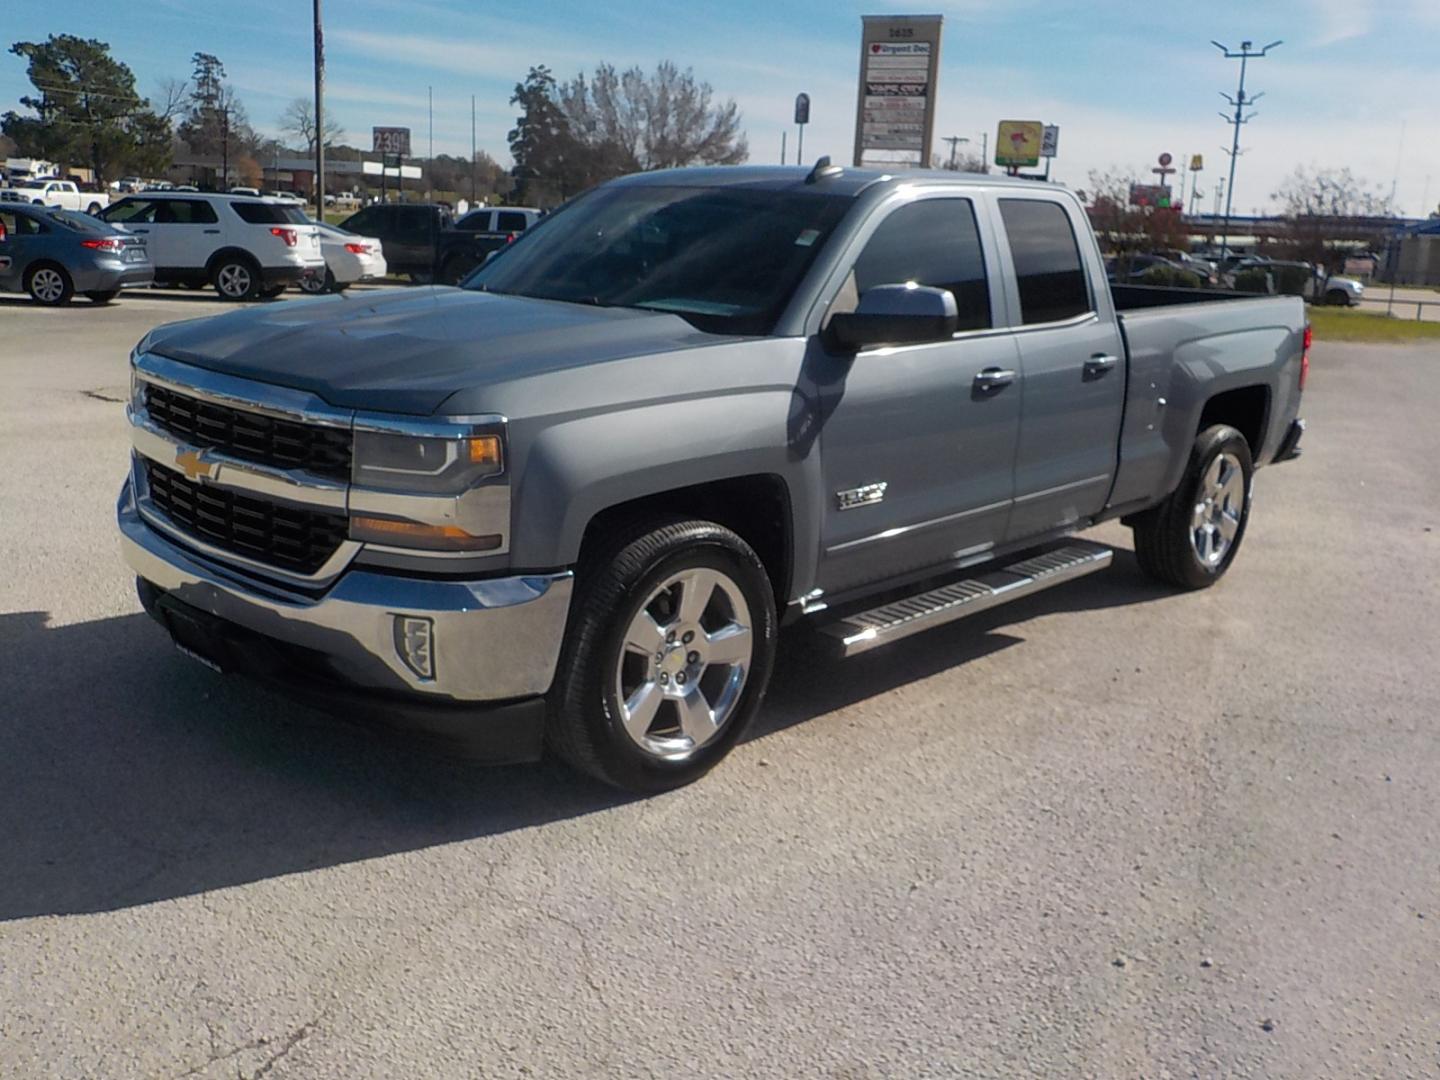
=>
[313,0,325,216]
[854,14,943,169]
[794,93,810,166]
[1213,38,1281,260]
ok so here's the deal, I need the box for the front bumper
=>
[118,477,574,708]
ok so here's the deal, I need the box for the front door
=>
[993,197,1126,541]
[814,195,1021,597]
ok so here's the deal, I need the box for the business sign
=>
[372,126,411,156]
[1040,124,1060,158]
[794,93,810,125]
[995,120,1043,167]
[853,15,943,167]
[1190,153,1204,171]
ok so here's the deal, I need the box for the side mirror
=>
[826,284,958,352]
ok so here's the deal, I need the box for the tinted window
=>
[852,198,991,331]
[456,211,490,232]
[467,184,852,336]
[231,201,293,225]
[998,199,1091,324]
[396,207,433,240]
[157,199,219,224]
[0,210,43,236]
[496,211,528,233]
[103,198,160,224]
[341,207,378,233]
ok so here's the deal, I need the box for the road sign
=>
[1040,124,1059,158]
[853,15,944,167]
[794,93,810,126]
[995,120,1043,167]
[1158,151,1173,167]
[372,127,411,156]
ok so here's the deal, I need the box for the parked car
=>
[0,203,152,304]
[1107,253,1198,283]
[455,206,543,238]
[118,164,1308,793]
[0,178,108,214]
[262,189,306,207]
[336,202,506,284]
[228,186,262,197]
[99,192,324,300]
[297,220,388,293]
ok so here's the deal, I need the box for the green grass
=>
[1309,307,1440,343]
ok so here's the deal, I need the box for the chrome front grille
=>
[144,460,348,575]
[144,382,351,480]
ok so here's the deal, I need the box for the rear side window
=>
[231,201,292,225]
[103,198,159,224]
[852,198,991,331]
[457,211,490,231]
[998,199,1091,324]
[496,211,528,233]
[157,199,219,224]
[0,210,43,236]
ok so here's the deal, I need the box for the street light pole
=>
[313,0,325,217]
[1212,38,1280,261]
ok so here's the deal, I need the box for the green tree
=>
[508,66,586,204]
[177,53,257,163]
[2,34,172,183]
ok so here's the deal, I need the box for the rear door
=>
[0,209,43,288]
[995,196,1126,542]
[815,193,1021,595]
[101,198,167,267]
[154,198,222,269]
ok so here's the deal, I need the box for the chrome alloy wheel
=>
[1191,450,1245,566]
[613,567,754,761]
[30,267,65,303]
[216,263,252,298]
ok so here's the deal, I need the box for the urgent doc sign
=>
[853,15,943,168]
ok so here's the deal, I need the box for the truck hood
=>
[145,286,730,414]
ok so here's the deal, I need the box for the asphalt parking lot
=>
[2,289,1437,1078]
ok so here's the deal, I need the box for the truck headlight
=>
[352,430,503,493]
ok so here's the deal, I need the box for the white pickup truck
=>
[0,179,108,214]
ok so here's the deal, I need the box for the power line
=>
[1212,38,1281,260]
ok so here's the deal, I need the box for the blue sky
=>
[4,0,1438,215]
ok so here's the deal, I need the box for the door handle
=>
[973,367,1016,392]
[131,228,149,234]
[1084,353,1119,377]
[203,228,220,234]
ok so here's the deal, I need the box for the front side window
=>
[851,198,992,331]
[998,199,1091,325]
[465,184,853,336]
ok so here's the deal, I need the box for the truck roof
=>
[614,164,1068,198]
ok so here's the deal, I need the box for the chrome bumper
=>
[118,479,573,703]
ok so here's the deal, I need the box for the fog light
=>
[394,615,435,680]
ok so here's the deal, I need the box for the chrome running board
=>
[819,541,1113,657]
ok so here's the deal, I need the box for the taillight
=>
[270,227,298,247]
[506,232,516,244]
[343,242,369,254]
[80,238,124,252]
[1300,323,1312,391]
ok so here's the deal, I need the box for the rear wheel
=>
[1131,424,1254,590]
[547,517,777,793]
[298,269,335,294]
[212,256,260,301]
[86,201,103,215]
[440,253,479,285]
[1325,288,1349,307]
[84,289,121,304]
[26,263,73,305]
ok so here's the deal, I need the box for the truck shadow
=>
[0,550,1169,920]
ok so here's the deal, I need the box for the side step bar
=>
[819,541,1113,657]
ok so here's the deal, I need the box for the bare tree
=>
[1271,165,1395,269]
[279,97,345,153]
[153,77,189,122]
[1084,167,1188,263]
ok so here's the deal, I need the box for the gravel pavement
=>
[1,290,1437,1078]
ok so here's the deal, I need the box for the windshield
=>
[463,184,853,335]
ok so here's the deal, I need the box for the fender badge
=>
[836,482,887,511]
[175,448,216,482]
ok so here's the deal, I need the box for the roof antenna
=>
[805,156,842,184]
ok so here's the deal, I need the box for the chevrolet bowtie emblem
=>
[175,448,216,482]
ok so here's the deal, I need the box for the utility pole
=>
[780,130,786,166]
[427,85,433,205]
[313,0,325,217]
[470,94,477,204]
[1212,38,1280,261]
[942,135,969,170]
[980,131,988,173]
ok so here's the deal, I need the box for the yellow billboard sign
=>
[1190,153,1204,171]
[995,120,1043,167]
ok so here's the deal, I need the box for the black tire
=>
[25,262,73,305]
[440,254,478,286]
[547,517,778,793]
[84,289,121,304]
[1131,424,1254,590]
[258,284,287,300]
[298,268,334,294]
[409,271,434,285]
[86,202,103,215]
[211,255,260,301]
[1326,289,1349,307]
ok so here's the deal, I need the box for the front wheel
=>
[547,517,778,793]
[1131,424,1254,590]
[1325,289,1350,307]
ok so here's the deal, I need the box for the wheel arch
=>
[1197,384,1270,459]
[205,246,260,277]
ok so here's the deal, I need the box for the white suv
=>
[99,192,324,300]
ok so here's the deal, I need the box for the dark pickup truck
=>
[120,164,1307,794]
[336,202,506,284]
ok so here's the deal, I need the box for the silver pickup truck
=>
[118,162,1307,792]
